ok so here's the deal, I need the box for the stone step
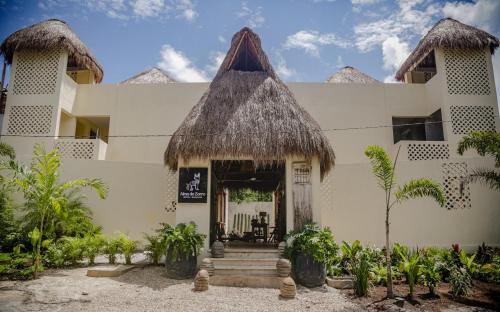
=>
[223,248,280,259]
[210,274,284,289]
[211,258,279,267]
[214,265,278,276]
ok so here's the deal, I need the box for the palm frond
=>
[462,168,500,191]
[0,142,15,160]
[395,178,445,207]
[457,131,500,167]
[60,179,108,199]
[365,145,395,191]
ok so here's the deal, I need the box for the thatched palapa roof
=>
[165,27,335,176]
[120,68,176,84]
[1,19,103,83]
[326,66,379,84]
[396,18,500,81]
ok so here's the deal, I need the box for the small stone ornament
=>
[194,270,209,291]
[280,277,296,299]
[276,258,291,277]
[200,258,214,276]
[278,241,286,257]
[211,241,224,258]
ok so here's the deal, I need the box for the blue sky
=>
[0,0,499,95]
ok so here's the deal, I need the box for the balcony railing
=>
[394,140,450,161]
[54,138,107,160]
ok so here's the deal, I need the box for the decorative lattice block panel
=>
[444,49,490,95]
[7,105,53,135]
[13,50,60,95]
[442,162,471,210]
[408,143,449,161]
[55,140,95,160]
[320,172,333,211]
[165,170,178,212]
[450,105,495,134]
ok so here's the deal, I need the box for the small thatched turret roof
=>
[120,68,175,84]
[165,27,335,176]
[326,66,378,84]
[1,19,103,83]
[396,18,499,81]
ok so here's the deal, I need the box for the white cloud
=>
[157,45,208,82]
[336,55,344,68]
[175,0,198,22]
[218,35,226,43]
[382,36,410,71]
[206,51,226,76]
[284,30,351,57]
[354,0,440,53]
[442,0,500,33]
[351,0,380,5]
[237,1,265,28]
[131,0,165,17]
[383,75,398,83]
[274,53,296,80]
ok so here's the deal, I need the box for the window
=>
[392,109,444,143]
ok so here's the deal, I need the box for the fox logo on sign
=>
[178,168,208,203]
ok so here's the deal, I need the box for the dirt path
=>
[0,266,363,312]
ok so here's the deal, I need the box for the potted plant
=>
[285,223,338,287]
[159,222,206,279]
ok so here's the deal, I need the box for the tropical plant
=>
[352,251,370,296]
[59,236,85,266]
[144,233,166,265]
[0,142,15,160]
[104,236,121,264]
[365,145,445,298]
[340,240,362,273]
[7,144,107,277]
[457,131,500,191]
[285,223,339,267]
[369,265,388,286]
[158,222,205,261]
[118,233,137,265]
[421,256,441,296]
[450,266,472,298]
[395,244,421,299]
[82,234,106,265]
[459,249,478,275]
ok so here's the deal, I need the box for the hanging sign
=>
[178,167,208,203]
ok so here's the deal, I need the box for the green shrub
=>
[285,223,339,268]
[395,244,421,299]
[352,252,370,297]
[369,265,387,286]
[477,254,500,284]
[82,234,106,265]
[421,256,441,295]
[159,222,205,261]
[104,237,121,264]
[144,233,165,265]
[340,240,362,274]
[60,237,85,265]
[118,233,137,265]
[450,266,472,298]
[44,242,66,267]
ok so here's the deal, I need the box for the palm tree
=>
[8,144,107,278]
[365,145,445,298]
[457,131,500,191]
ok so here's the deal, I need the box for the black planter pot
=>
[294,252,326,287]
[165,249,197,279]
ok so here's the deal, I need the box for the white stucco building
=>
[0,18,499,252]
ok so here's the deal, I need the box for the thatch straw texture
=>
[120,68,175,84]
[396,18,499,81]
[326,66,378,84]
[1,19,103,83]
[165,27,335,176]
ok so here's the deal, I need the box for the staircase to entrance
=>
[209,247,284,288]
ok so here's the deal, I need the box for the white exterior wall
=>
[1,47,499,249]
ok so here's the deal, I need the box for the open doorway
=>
[210,160,286,248]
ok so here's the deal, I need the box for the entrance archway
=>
[210,160,286,247]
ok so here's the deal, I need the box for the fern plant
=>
[365,145,445,298]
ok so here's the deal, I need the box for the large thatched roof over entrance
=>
[1,19,103,83]
[395,18,499,81]
[165,27,335,176]
[326,66,379,84]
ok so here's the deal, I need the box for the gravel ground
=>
[0,266,364,312]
